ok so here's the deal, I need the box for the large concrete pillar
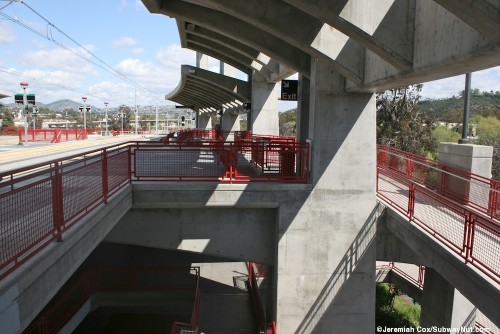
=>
[439,143,493,178]
[196,52,208,70]
[297,74,310,141]
[197,112,212,129]
[275,60,376,333]
[421,268,475,328]
[221,107,240,139]
[250,72,279,135]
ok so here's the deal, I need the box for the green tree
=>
[432,125,461,144]
[472,115,500,180]
[279,109,297,137]
[1,106,15,127]
[377,84,436,155]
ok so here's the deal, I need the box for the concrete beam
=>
[283,0,413,72]
[147,0,312,77]
[105,208,276,264]
[186,41,251,75]
[433,0,500,42]
[190,0,364,85]
[186,24,277,75]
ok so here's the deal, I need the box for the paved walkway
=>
[0,134,151,173]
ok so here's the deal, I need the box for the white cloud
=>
[112,37,138,48]
[0,22,15,44]
[20,46,98,75]
[156,44,196,69]
[132,48,144,55]
[421,66,500,99]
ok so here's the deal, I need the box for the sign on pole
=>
[281,80,298,101]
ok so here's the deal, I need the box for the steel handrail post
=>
[408,183,416,219]
[102,149,109,204]
[488,180,498,218]
[464,213,476,264]
[128,145,133,182]
[406,153,413,179]
[418,266,425,289]
[52,161,64,241]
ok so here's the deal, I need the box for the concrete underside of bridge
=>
[2,180,498,333]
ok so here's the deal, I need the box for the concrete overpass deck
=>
[0,138,498,333]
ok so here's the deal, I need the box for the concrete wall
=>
[105,207,276,264]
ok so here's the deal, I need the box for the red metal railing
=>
[18,129,89,142]
[377,262,425,289]
[0,137,309,280]
[129,140,309,183]
[248,262,276,334]
[377,146,500,284]
[377,262,498,333]
[0,144,131,279]
[23,267,200,334]
[378,145,500,220]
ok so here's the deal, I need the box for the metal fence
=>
[377,146,500,284]
[18,129,88,143]
[0,145,131,279]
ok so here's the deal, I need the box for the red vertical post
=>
[408,183,416,219]
[52,162,64,241]
[128,145,133,182]
[406,154,413,179]
[464,213,475,263]
[488,180,499,218]
[102,149,109,204]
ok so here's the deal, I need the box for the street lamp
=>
[64,108,69,131]
[120,110,124,135]
[82,96,87,132]
[104,102,109,136]
[20,82,29,144]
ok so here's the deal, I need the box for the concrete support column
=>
[421,268,475,328]
[275,60,376,333]
[297,74,310,141]
[221,108,240,140]
[220,61,237,78]
[197,112,212,129]
[196,52,208,70]
[439,143,493,178]
[250,72,279,135]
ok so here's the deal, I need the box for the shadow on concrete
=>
[294,204,384,333]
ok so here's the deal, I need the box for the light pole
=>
[64,108,68,131]
[135,107,138,135]
[20,82,29,144]
[120,112,124,135]
[104,102,109,136]
[82,96,87,132]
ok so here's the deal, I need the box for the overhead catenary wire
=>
[0,0,167,106]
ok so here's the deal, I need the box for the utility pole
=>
[459,73,471,144]
[104,102,109,136]
[155,105,159,136]
[20,82,28,145]
[82,96,87,132]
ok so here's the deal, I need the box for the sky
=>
[1,0,499,111]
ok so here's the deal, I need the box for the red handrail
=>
[248,262,277,334]
[377,146,500,284]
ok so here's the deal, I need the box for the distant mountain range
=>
[4,99,99,113]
